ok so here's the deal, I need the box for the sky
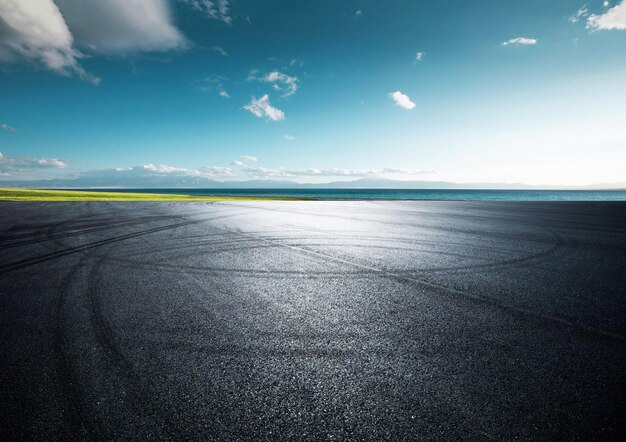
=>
[0,0,625,187]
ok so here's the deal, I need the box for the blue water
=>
[79,188,626,201]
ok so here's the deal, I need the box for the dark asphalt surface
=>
[0,201,624,440]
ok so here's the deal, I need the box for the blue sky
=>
[1,0,625,186]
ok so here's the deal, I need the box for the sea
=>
[80,188,626,201]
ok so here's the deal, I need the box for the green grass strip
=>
[0,188,309,202]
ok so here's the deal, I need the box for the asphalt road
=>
[0,201,624,440]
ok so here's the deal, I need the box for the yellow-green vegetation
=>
[0,188,308,202]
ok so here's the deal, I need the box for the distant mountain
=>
[1,175,624,190]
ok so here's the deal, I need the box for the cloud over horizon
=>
[0,151,67,176]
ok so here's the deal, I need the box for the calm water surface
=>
[77,188,626,201]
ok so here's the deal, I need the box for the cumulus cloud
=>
[0,0,99,83]
[243,94,285,121]
[55,0,187,53]
[180,0,232,24]
[1,123,16,132]
[240,155,257,163]
[0,151,67,176]
[219,90,230,98]
[0,0,191,82]
[569,5,589,23]
[415,51,425,62]
[587,0,626,30]
[283,134,296,141]
[502,37,538,46]
[231,160,245,167]
[389,91,416,110]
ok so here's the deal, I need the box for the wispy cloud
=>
[199,75,230,98]
[283,134,296,141]
[231,160,245,167]
[181,0,233,24]
[569,5,589,23]
[502,37,538,46]
[213,46,229,57]
[0,123,16,132]
[389,91,416,110]
[243,95,285,121]
[587,0,626,30]
[249,70,299,98]
[415,51,425,62]
[240,155,258,163]
[355,10,363,16]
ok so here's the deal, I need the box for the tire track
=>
[85,258,188,440]
[214,225,626,342]
[0,217,218,274]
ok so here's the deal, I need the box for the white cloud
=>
[569,5,589,23]
[181,0,232,24]
[1,123,16,132]
[243,94,285,121]
[355,10,362,16]
[219,90,230,98]
[140,163,234,178]
[142,163,187,174]
[241,167,433,179]
[587,0,626,30]
[283,134,296,141]
[213,45,228,57]
[0,0,191,81]
[250,71,299,98]
[415,51,425,62]
[36,158,67,168]
[0,151,67,176]
[0,0,99,83]
[55,0,187,53]
[389,91,416,110]
[502,37,538,46]
[231,155,256,167]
